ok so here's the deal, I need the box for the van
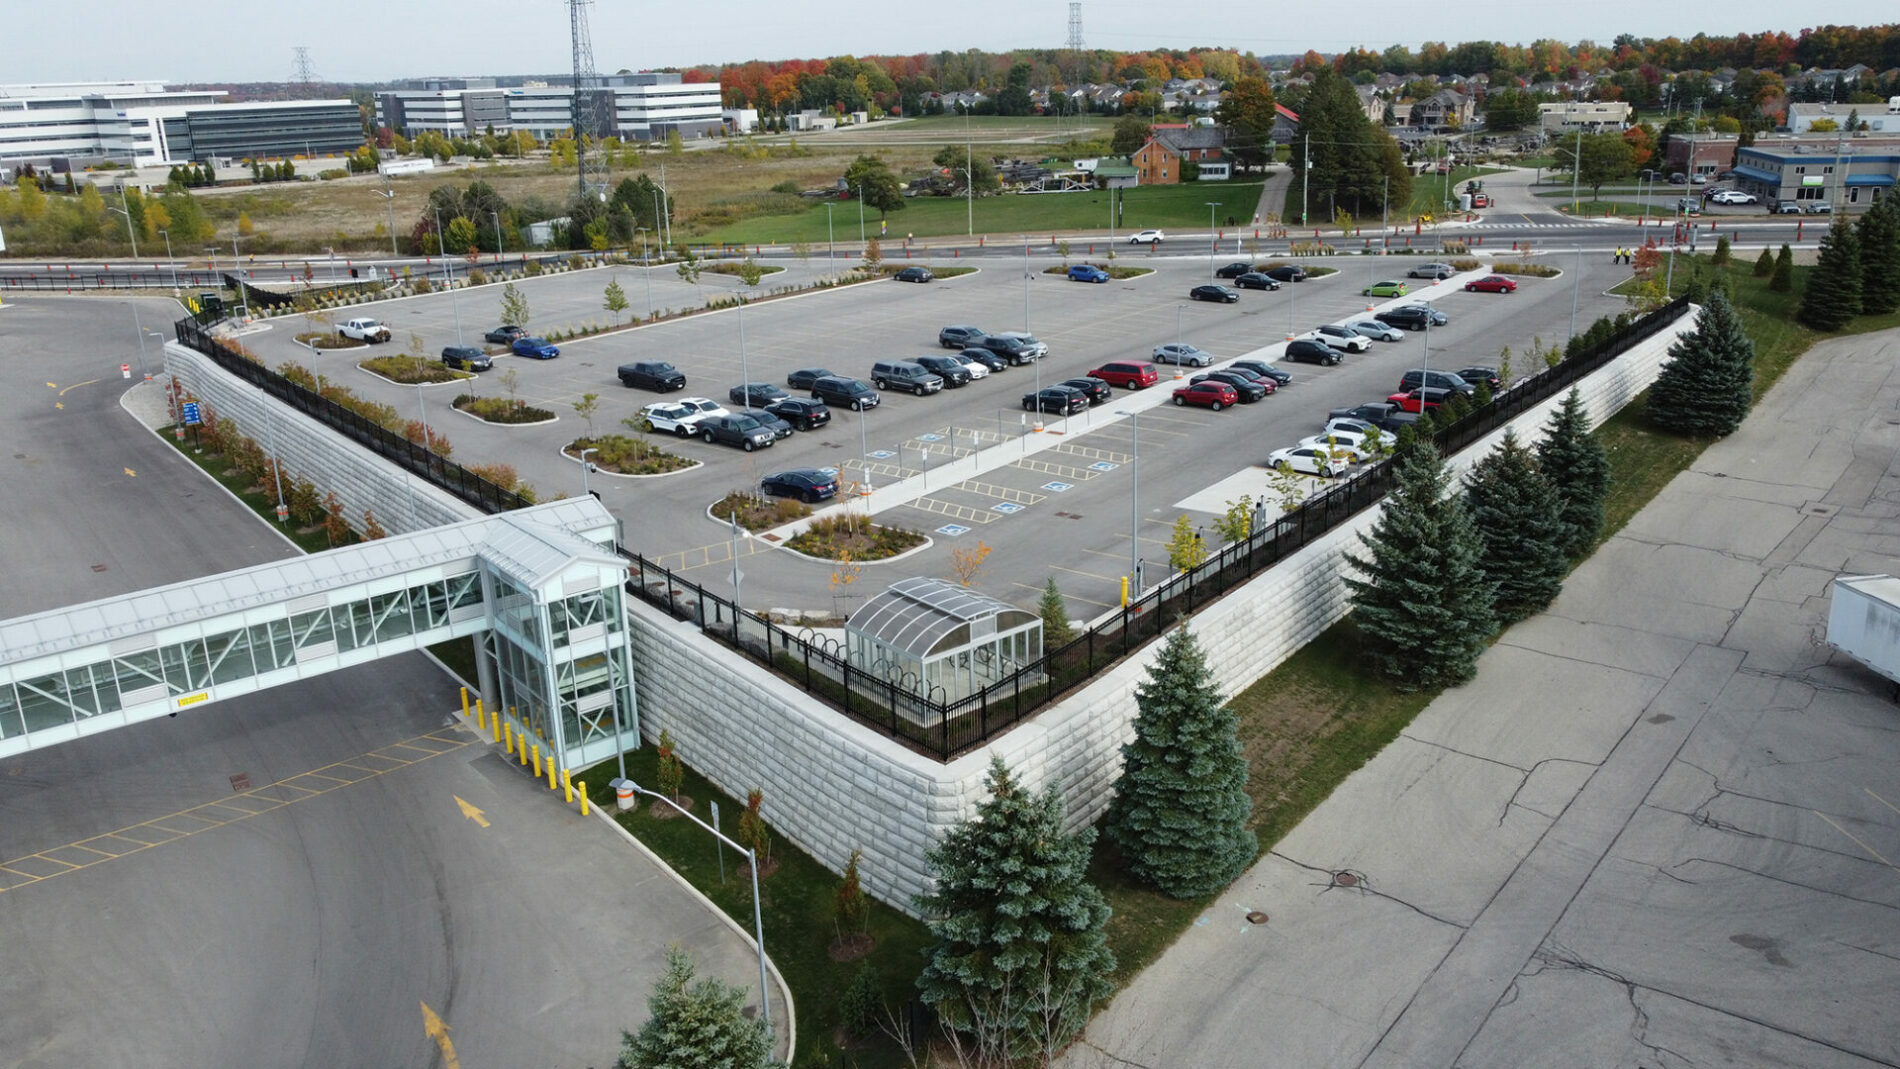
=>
[1398,368,1473,395]
[869,359,944,395]
[810,375,881,411]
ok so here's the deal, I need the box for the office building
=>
[0,81,360,167]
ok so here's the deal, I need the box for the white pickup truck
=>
[338,317,392,343]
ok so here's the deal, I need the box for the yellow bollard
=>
[460,687,469,720]
[578,781,588,815]
[562,769,573,803]
[1121,575,1129,606]
[485,703,499,742]
[504,722,514,756]
[518,731,528,766]
[547,758,557,791]
[531,744,541,778]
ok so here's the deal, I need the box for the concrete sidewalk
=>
[1061,326,1900,1068]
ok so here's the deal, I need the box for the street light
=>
[376,175,398,257]
[433,208,465,345]
[1117,408,1141,597]
[231,236,250,321]
[116,186,139,258]
[853,183,865,246]
[1205,201,1221,278]
[579,447,597,498]
[490,209,505,264]
[635,227,654,318]
[825,203,835,262]
[1570,244,1583,340]
[158,228,177,289]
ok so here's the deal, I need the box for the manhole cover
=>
[1245,910,1269,925]
[1333,871,1359,888]
[229,773,253,792]
[90,564,109,573]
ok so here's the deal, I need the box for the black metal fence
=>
[172,316,532,515]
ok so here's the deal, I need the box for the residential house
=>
[1355,85,1388,125]
[1409,89,1473,129]
[1131,126,1226,184]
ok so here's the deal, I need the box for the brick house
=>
[1131,127,1226,184]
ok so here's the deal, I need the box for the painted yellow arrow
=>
[421,1002,461,1069]
[454,796,489,828]
[124,468,137,478]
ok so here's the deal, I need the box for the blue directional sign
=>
[181,401,203,426]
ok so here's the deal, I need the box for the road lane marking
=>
[1813,810,1898,874]
[455,796,490,828]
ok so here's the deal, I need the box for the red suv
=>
[1173,381,1239,410]
[1087,360,1159,389]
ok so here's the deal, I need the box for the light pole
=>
[966,109,975,237]
[159,228,177,289]
[613,779,773,1039]
[1118,408,1141,596]
[325,247,338,283]
[232,237,250,321]
[260,386,287,523]
[737,303,750,410]
[857,411,873,493]
[416,381,429,447]
[825,203,835,262]
[1300,133,1311,225]
[377,175,398,257]
[434,208,465,344]
[579,446,597,498]
[1205,201,1221,278]
[854,182,865,246]
[1570,244,1582,340]
[1023,238,1038,397]
[491,209,505,263]
[636,227,654,318]
[117,186,139,258]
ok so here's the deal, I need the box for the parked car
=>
[1327,402,1419,433]
[1668,171,1688,184]
[338,317,391,343]
[869,359,944,395]
[1172,380,1238,410]
[1345,319,1404,342]
[1388,386,1459,413]
[785,367,834,390]
[1067,264,1111,283]
[1214,261,1252,279]
[619,360,687,391]
[1234,272,1281,290]
[1408,261,1454,279]
[1189,284,1239,303]
[976,332,1046,365]
[1304,324,1371,353]
[1059,376,1114,406]
[1771,200,1802,214]
[938,324,986,348]
[1263,265,1308,282]
[1299,432,1372,463]
[1322,416,1380,438]
[1152,343,1214,367]
[1022,385,1089,416]
[440,346,491,371]
[810,375,881,410]
[1230,359,1291,385]
[1191,370,1269,402]
[1802,200,1833,214]
[1402,301,1449,325]
[1376,306,1433,330]
[949,351,992,378]
[639,397,728,437]
[915,354,974,387]
[1464,275,1518,294]
[729,382,789,407]
[1362,279,1409,298]
[759,468,840,503]
[764,396,831,430]
[1266,445,1338,478]
[958,347,1008,373]
[698,412,778,451]
[1708,189,1757,205]
[1129,229,1164,245]
[511,336,560,359]
[1283,339,1342,366]
[894,266,935,283]
[753,412,796,441]
[1398,368,1474,395]
[1087,360,1159,389]
[484,324,528,344]
[1453,365,1502,391]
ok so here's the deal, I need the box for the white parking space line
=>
[1011,580,1116,609]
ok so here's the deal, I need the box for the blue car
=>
[511,336,560,359]
[1067,264,1111,283]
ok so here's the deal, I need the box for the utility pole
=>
[1301,133,1311,226]
[377,175,398,257]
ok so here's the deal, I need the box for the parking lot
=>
[233,247,1639,618]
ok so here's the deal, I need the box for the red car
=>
[1464,275,1518,293]
[1387,387,1457,413]
[1173,381,1239,411]
[1086,360,1160,389]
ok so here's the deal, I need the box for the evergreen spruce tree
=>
[1343,436,1496,690]
[1104,620,1255,898]
[1712,234,1731,266]
[1463,431,1568,623]
[1535,388,1612,558]
[1038,577,1075,646]
[1647,289,1756,437]
[916,758,1114,1063]
[1753,247,1775,276]
[1798,217,1861,330]
[1770,243,1795,293]
[1855,192,1900,316]
[616,947,781,1069]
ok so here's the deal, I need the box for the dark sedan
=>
[729,382,790,407]
[1264,265,1308,282]
[1059,376,1113,406]
[440,346,491,371]
[1189,284,1239,304]
[1214,261,1252,279]
[483,324,528,344]
[785,367,834,390]
[759,468,839,503]
[765,397,831,430]
[958,347,1009,372]
[1022,386,1089,416]
[1191,371,1269,403]
[1234,272,1281,290]
[1230,359,1292,385]
[895,266,935,283]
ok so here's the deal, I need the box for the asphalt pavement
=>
[1059,324,1900,1068]
[0,296,785,1068]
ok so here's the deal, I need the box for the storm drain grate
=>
[229,773,253,792]
[1333,871,1360,888]
[1245,911,1269,925]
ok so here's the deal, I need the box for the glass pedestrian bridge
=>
[0,499,636,772]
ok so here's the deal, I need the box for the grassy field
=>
[701,182,1266,245]
[802,114,1113,145]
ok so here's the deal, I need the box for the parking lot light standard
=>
[1117,409,1140,597]
[1206,202,1220,278]
[579,446,597,498]
[826,204,835,263]
[433,208,465,345]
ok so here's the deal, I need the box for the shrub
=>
[358,356,466,384]
[712,490,809,530]
[786,512,925,560]
[1490,261,1563,277]
[453,394,555,423]
[570,435,693,475]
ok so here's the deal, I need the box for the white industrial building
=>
[375,73,724,142]
[0,81,361,167]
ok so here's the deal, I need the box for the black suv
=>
[1374,306,1432,331]
[915,354,974,387]
[1283,339,1341,366]
[1328,402,1419,433]
[618,360,687,391]
[441,346,491,371]
[1398,369,1474,395]
[810,375,881,411]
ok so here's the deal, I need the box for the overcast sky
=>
[13,2,1897,85]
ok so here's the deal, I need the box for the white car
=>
[1345,319,1404,342]
[1299,432,1372,463]
[1321,416,1379,438]
[1129,229,1165,245]
[950,352,991,379]
[1302,324,1372,353]
[1266,445,1339,478]
[1152,343,1214,367]
[1708,189,1758,205]
[640,397,728,437]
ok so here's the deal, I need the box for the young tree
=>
[573,391,601,438]
[1463,431,1568,623]
[1213,495,1256,544]
[1344,436,1496,690]
[1105,620,1255,898]
[1855,191,1900,316]
[322,491,352,546]
[1753,247,1775,277]
[844,154,905,217]
[655,729,683,802]
[614,947,780,1069]
[1165,515,1207,573]
[834,848,868,939]
[499,281,530,327]
[932,144,999,193]
[1711,234,1731,266]
[1797,217,1861,330]
[1535,388,1611,558]
[862,235,882,268]
[738,788,771,867]
[1038,577,1074,646]
[1770,242,1795,293]
[1647,289,1755,437]
[603,277,629,324]
[915,757,1114,1064]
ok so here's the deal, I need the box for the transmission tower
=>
[568,0,611,202]
[292,47,318,92]
[1065,3,1086,84]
